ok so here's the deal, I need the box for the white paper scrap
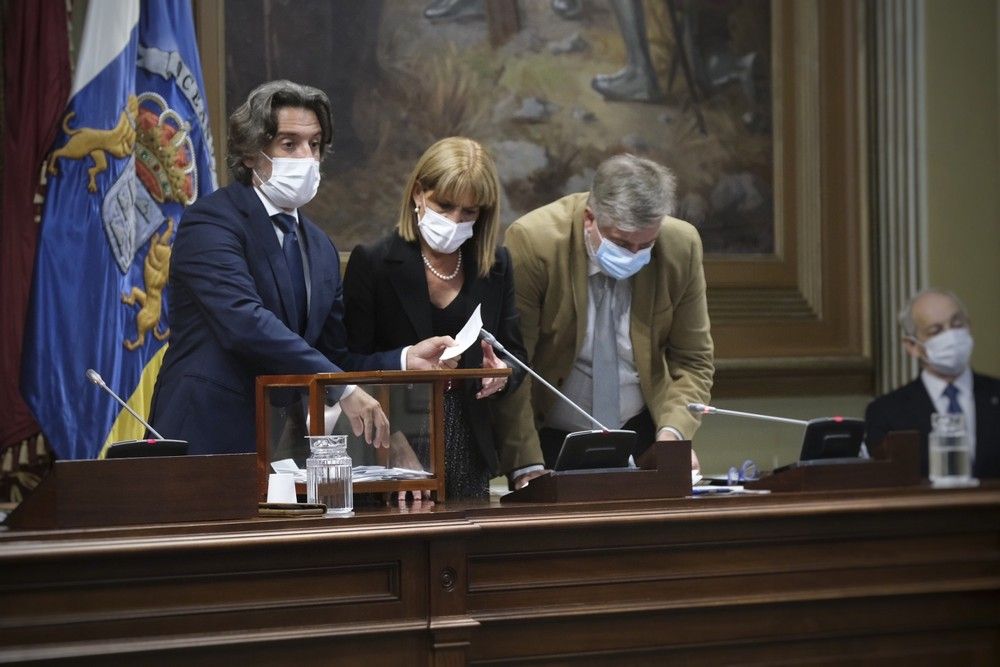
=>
[439,303,483,361]
[271,458,307,482]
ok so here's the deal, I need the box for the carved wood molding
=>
[707,0,871,395]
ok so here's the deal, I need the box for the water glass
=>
[306,435,353,515]
[928,413,975,488]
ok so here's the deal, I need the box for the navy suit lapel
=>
[973,374,1000,475]
[386,235,434,340]
[905,379,937,438]
[298,214,338,343]
[232,184,299,329]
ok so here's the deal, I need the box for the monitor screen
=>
[553,430,637,471]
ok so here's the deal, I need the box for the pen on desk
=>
[691,486,736,495]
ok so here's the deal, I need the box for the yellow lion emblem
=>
[47,95,140,193]
[122,219,173,350]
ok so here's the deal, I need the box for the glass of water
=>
[306,435,353,515]
[928,413,976,488]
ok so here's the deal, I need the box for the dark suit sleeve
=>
[493,247,527,395]
[318,241,402,371]
[342,243,381,355]
[864,397,891,450]
[170,204,341,376]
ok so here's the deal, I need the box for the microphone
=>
[480,329,608,431]
[687,402,809,426]
[86,369,187,457]
[87,369,165,438]
[688,402,866,463]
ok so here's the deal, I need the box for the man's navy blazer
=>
[865,372,1000,479]
[149,181,398,455]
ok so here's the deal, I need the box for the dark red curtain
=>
[1,0,70,447]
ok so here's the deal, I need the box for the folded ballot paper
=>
[439,304,482,361]
[271,458,433,483]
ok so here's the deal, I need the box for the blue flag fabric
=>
[22,0,216,459]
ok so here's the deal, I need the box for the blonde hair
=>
[396,137,500,278]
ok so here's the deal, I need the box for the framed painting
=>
[195,0,870,396]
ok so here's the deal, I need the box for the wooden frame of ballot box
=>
[255,368,510,502]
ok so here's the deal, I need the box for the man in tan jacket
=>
[495,154,714,487]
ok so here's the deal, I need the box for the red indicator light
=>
[833,416,843,422]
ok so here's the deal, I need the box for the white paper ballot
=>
[271,458,307,483]
[439,303,483,361]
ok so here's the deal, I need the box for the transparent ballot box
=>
[255,369,509,502]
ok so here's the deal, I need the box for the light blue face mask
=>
[589,224,652,280]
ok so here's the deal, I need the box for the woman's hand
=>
[476,340,508,399]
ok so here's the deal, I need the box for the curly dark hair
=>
[227,80,333,185]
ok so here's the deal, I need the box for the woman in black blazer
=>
[343,137,527,500]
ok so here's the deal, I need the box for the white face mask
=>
[417,204,475,254]
[918,327,974,377]
[585,223,652,280]
[254,152,320,210]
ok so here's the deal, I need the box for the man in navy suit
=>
[865,289,1000,479]
[149,80,454,455]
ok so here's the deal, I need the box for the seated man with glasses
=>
[865,288,1000,478]
[494,154,715,488]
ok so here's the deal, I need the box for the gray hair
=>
[897,287,969,337]
[587,154,677,232]
[227,80,333,185]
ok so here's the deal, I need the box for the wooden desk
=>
[2,486,999,665]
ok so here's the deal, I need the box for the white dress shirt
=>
[545,262,645,432]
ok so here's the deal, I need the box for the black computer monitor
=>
[105,439,189,458]
[553,430,637,471]
[799,418,865,461]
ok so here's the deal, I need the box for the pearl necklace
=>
[421,250,462,281]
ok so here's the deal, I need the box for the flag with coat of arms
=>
[22,0,217,459]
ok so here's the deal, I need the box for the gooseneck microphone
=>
[688,402,866,463]
[687,402,809,426]
[85,369,188,458]
[86,369,166,438]
[479,329,608,431]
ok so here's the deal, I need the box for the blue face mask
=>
[588,224,652,280]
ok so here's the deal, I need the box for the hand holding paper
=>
[406,335,458,370]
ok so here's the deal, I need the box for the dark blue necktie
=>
[273,213,307,334]
[943,383,962,414]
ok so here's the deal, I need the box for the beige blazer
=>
[495,193,714,472]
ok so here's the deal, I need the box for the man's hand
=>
[656,428,700,471]
[339,388,389,448]
[513,468,549,489]
[476,340,508,399]
[407,335,459,370]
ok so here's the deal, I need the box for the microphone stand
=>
[86,369,166,438]
[687,402,809,426]
[479,329,608,431]
[86,369,187,457]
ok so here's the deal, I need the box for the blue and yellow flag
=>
[22,0,216,459]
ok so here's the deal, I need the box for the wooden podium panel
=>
[746,431,923,492]
[2,486,998,664]
[5,454,257,529]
